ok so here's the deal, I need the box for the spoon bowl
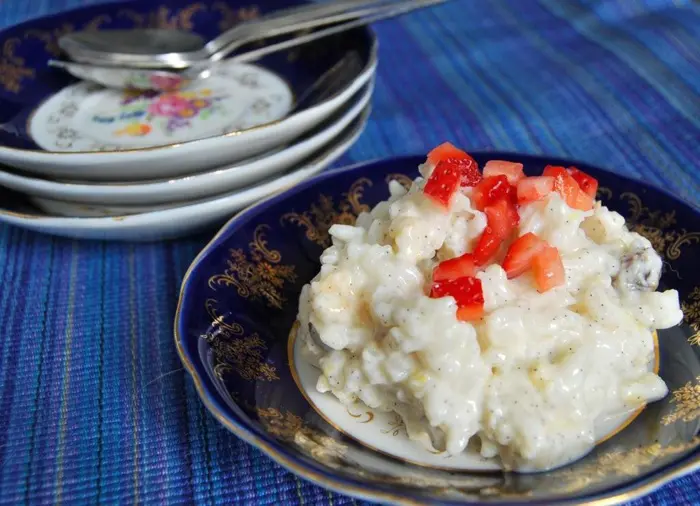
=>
[60,29,207,58]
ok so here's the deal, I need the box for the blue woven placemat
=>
[0,0,698,504]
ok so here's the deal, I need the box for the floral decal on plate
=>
[28,61,294,151]
[148,73,188,91]
[96,88,229,138]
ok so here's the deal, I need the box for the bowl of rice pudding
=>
[176,145,700,504]
[294,143,684,473]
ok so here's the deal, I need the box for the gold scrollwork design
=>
[553,437,699,493]
[0,38,35,93]
[683,287,700,347]
[208,225,296,309]
[24,25,73,57]
[24,15,111,57]
[596,186,613,201]
[281,177,373,247]
[204,297,244,335]
[662,376,700,426]
[202,320,279,382]
[213,2,260,32]
[117,3,207,30]
[347,407,374,424]
[248,223,282,263]
[1,18,113,93]
[619,192,700,260]
[256,407,305,439]
[666,233,700,261]
[380,413,407,437]
[169,3,207,30]
[255,407,347,465]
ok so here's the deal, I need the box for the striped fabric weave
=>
[0,0,698,504]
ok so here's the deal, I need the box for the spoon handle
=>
[225,0,447,64]
[206,0,395,57]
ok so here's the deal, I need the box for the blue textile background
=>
[0,0,698,504]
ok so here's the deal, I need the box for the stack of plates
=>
[0,0,377,240]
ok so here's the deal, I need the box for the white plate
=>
[0,81,374,208]
[30,62,293,152]
[0,107,369,241]
[0,49,377,182]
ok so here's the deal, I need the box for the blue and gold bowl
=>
[175,154,700,505]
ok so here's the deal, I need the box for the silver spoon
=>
[49,0,445,92]
[58,0,402,69]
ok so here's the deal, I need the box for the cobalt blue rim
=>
[175,153,700,505]
[0,0,377,153]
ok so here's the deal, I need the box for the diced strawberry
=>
[502,232,546,279]
[543,165,592,211]
[567,167,598,198]
[505,201,520,229]
[517,176,554,204]
[473,226,503,266]
[452,276,484,307]
[542,165,568,179]
[554,175,578,206]
[426,144,481,187]
[532,245,565,292]
[457,304,485,322]
[449,157,482,187]
[454,277,484,322]
[433,253,477,282]
[473,196,520,267]
[483,160,525,185]
[429,281,449,299]
[427,142,468,164]
[484,199,519,240]
[424,159,462,209]
[459,157,482,187]
[430,282,446,298]
[430,276,483,305]
[429,276,484,322]
[569,187,594,211]
[471,175,515,210]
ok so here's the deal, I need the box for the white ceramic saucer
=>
[0,51,377,182]
[0,82,373,208]
[30,62,293,151]
[0,107,369,241]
